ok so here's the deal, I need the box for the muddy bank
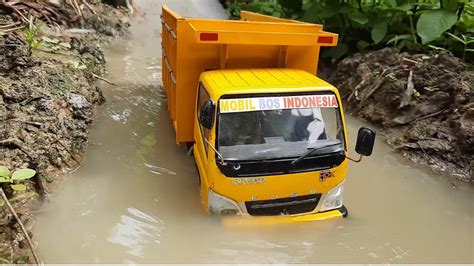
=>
[0,2,130,263]
[329,48,473,183]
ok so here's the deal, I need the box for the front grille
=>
[245,194,321,216]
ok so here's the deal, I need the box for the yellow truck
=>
[161,6,375,221]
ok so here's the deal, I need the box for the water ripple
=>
[107,207,164,260]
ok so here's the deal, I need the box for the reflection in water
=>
[33,0,473,264]
[107,207,164,259]
[210,239,316,263]
[144,163,176,176]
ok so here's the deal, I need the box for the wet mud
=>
[330,48,473,182]
[0,3,130,262]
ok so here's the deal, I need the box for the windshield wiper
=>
[291,142,343,165]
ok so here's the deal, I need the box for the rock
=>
[66,93,92,121]
[104,0,131,9]
[65,28,97,36]
[47,0,62,7]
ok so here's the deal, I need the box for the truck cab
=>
[161,6,375,220]
[195,69,349,217]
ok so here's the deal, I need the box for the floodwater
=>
[33,0,473,263]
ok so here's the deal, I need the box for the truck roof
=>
[201,69,337,98]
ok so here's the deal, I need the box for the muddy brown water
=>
[33,0,473,263]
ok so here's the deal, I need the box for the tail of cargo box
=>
[161,6,338,143]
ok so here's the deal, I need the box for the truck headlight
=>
[319,181,344,212]
[208,189,241,215]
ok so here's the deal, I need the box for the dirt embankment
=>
[329,48,473,183]
[0,2,130,263]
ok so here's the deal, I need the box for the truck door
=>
[195,83,212,182]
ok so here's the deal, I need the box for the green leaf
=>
[10,184,27,192]
[372,20,388,44]
[32,40,42,49]
[465,48,474,52]
[357,40,371,51]
[445,32,465,44]
[428,44,447,51]
[348,12,369,25]
[0,177,10,183]
[339,4,352,14]
[417,9,458,44]
[72,60,87,70]
[13,256,29,264]
[383,0,397,8]
[41,36,60,44]
[458,2,474,32]
[302,2,313,11]
[278,0,302,11]
[412,89,421,100]
[8,191,38,202]
[393,4,412,12]
[59,42,72,49]
[0,166,10,178]
[11,169,36,181]
[321,44,349,61]
[386,34,413,45]
[302,3,335,21]
[442,0,459,11]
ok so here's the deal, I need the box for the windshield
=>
[217,94,345,161]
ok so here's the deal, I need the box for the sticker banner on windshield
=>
[219,94,338,113]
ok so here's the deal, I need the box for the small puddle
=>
[33,0,474,263]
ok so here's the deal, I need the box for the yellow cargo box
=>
[161,6,338,143]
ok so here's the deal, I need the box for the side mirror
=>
[199,100,215,129]
[355,127,375,156]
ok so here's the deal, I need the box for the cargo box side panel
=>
[162,6,180,123]
[240,11,305,24]
[225,45,280,70]
[175,22,221,143]
[240,11,321,26]
[286,46,320,75]
[223,45,318,74]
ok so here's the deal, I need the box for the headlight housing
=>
[319,181,344,212]
[208,189,241,215]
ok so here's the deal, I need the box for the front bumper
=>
[291,205,348,222]
[222,205,348,227]
[209,188,348,220]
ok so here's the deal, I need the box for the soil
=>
[0,3,130,263]
[329,48,473,183]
